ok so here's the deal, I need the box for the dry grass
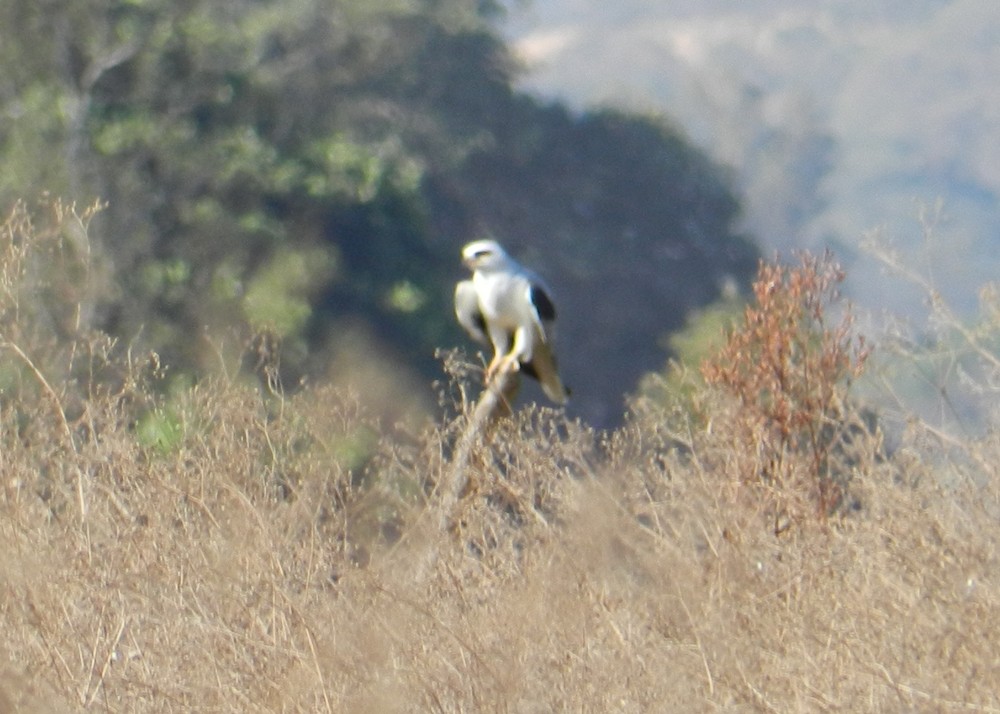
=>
[2,201,1000,712]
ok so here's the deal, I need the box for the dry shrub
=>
[2,203,1000,712]
[1,376,387,710]
[292,411,1000,713]
[702,252,871,529]
[0,201,403,710]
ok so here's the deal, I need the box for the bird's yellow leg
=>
[485,350,520,384]
[484,353,501,383]
[485,328,526,384]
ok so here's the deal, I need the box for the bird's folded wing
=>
[454,280,489,345]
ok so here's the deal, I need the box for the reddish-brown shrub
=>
[702,252,871,527]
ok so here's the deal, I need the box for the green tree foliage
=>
[0,0,755,425]
[1,0,487,365]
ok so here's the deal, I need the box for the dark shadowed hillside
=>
[426,105,755,424]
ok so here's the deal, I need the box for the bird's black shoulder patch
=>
[530,285,556,321]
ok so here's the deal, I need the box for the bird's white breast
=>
[473,271,526,327]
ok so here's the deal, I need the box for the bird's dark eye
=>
[473,250,492,259]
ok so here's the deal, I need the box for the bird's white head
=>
[461,239,511,273]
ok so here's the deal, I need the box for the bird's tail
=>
[529,354,569,405]
[540,372,570,405]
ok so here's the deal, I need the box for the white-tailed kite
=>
[454,239,569,404]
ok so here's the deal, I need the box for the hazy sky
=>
[499,1,1000,324]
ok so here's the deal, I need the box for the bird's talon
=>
[484,355,519,384]
[496,356,519,377]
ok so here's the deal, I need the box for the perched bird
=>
[454,239,569,404]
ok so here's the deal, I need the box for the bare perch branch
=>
[439,367,520,532]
